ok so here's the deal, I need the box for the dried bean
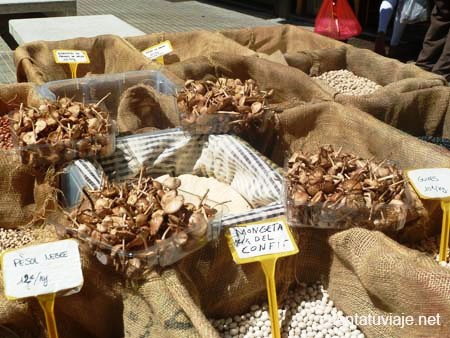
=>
[314,70,382,96]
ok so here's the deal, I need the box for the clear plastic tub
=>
[36,70,178,121]
[51,169,224,277]
[177,78,276,135]
[9,105,115,168]
[51,207,221,276]
[284,150,412,231]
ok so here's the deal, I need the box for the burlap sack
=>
[14,35,156,84]
[284,45,450,138]
[34,70,179,129]
[328,228,450,338]
[164,52,331,153]
[220,24,343,54]
[272,101,449,239]
[126,30,256,65]
[116,83,178,132]
[0,83,55,228]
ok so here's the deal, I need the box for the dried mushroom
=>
[177,78,275,133]
[62,169,217,277]
[10,96,114,167]
[286,145,409,230]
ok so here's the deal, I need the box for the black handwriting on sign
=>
[45,251,68,260]
[17,272,49,288]
[424,185,448,194]
[418,176,439,183]
[13,254,39,268]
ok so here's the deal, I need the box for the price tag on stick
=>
[226,217,299,338]
[407,168,450,262]
[142,40,173,65]
[1,239,83,338]
[53,50,90,79]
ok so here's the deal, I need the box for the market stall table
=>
[9,14,144,45]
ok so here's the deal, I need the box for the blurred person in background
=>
[416,0,450,81]
[375,0,430,57]
[375,0,407,56]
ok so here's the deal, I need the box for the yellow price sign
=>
[142,40,173,65]
[407,168,450,262]
[226,217,299,338]
[53,50,90,79]
[1,239,83,338]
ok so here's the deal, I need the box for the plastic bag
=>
[399,0,429,24]
[314,0,362,40]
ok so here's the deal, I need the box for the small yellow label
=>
[142,40,173,64]
[53,50,90,64]
[226,216,299,265]
[407,168,450,200]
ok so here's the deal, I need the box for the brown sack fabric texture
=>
[1,103,449,338]
[14,35,155,84]
[165,53,332,107]
[127,30,256,64]
[284,45,450,138]
[164,53,331,153]
[0,83,47,228]
[116,83,178,132]
[328,228,450,338]
[272,101,450,239]
[220,24,343,54]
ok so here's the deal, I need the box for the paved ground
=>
[0,0,289,83]
[0,0,418,84]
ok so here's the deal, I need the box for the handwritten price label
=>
[1,240,83,299]
[227,217,298,264]
[407,168,450,200]
[142,40,173,62]
[53,50,90,64]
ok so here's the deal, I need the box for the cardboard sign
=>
[407,168,450,200]
[53,50,90,64]
[142,40,173,63]
[2,240,83,299]
[227,217,298,264]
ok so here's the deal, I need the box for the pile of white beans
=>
[314,70,382,96]
[210,281,365,338]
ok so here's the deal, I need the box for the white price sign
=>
[407,168,450,199]
[142,40,173,60]
[1,240,83,299]
[53,50,90,64]
[227,217,298,263]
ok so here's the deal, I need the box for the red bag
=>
[314,0,362,40]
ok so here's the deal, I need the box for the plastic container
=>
[54,129,285,274]
[50,176,223,276]
[9,107,115,168]
[37,70,178,121]
[177,78,276,135]
[284,152,412,231]
[59,159,104,208]
[180,109,275,135]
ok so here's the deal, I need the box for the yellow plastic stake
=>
[0,293,60,338]
[226,217,298,338]
[38,293,59,338]
[439,200,450,262]
[260,258,281,338]
[69,63,78,79]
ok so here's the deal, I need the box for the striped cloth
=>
[65,129,285,235]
